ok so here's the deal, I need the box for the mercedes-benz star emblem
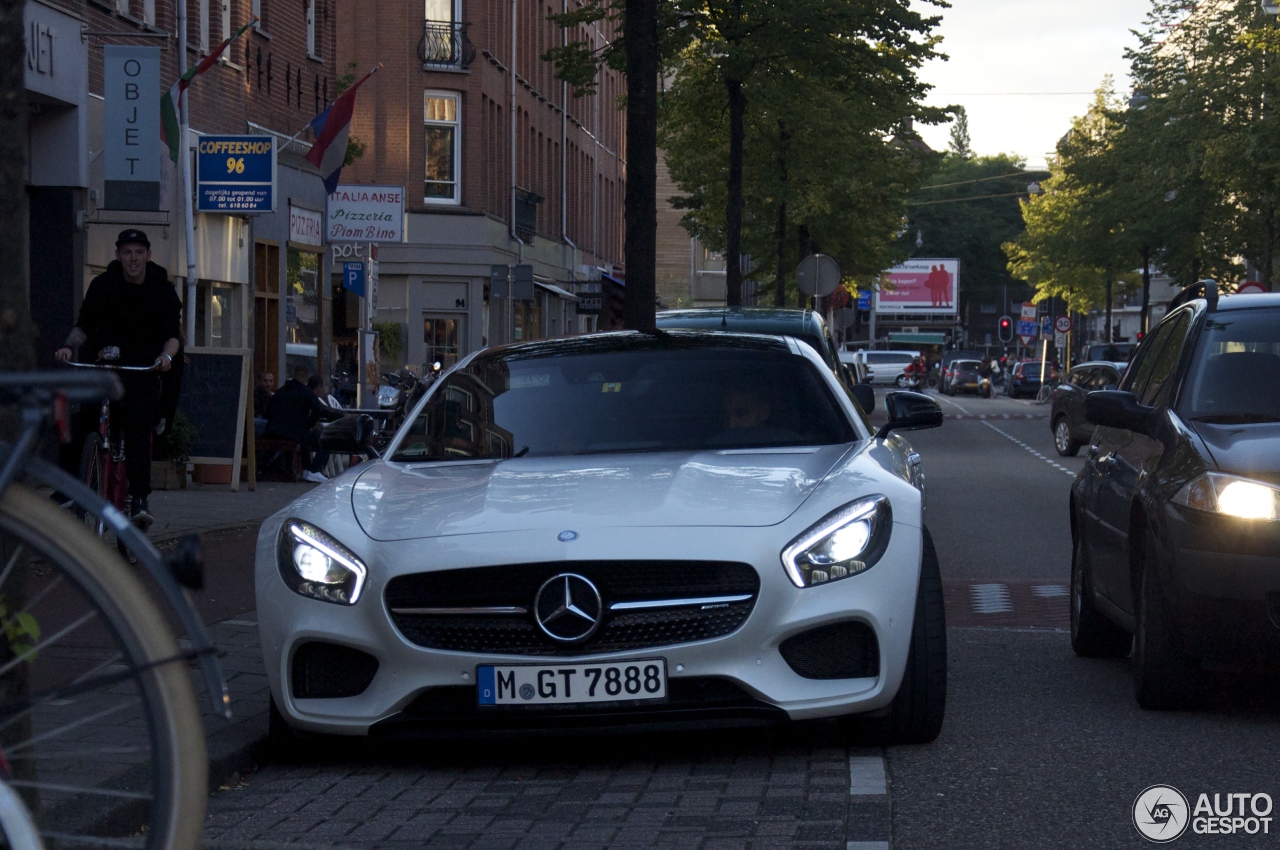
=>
[534,573,603,642]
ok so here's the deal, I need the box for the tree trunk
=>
[0,0,32,376]
[773,200,786,308]
[772,123,789,308]
[622,0,658,332]
[1263,201,1275,293]
[1104,277,1113,343]
[1140,247,1151,337]
[724,76,745,307]
[796,224,810,308]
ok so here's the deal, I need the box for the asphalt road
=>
[200,387,1280,849]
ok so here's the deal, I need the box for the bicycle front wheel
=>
[0,485,206,849]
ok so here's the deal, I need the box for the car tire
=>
[1053,416,1082,457]
[1134,541,1204,710]
[881,528,948,744]
[1070,529,1131,658]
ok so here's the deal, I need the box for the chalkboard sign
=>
[176,347,249,490]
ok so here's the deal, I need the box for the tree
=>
[659,0,945,306]
[0,0,32,378]
[948,106,973,160]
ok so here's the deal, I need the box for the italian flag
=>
[160,19,256,163]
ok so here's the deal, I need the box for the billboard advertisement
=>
[875,259,959,314]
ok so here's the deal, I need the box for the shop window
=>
[194,281,242,348]
[424,92,460,203]
[424,314,463,370]
[513,298,541,342]
[286,249,322,375]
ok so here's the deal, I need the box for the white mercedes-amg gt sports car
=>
[256,330,947,743]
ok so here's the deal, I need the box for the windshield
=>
[389,345,858,462]
[1183,308,1280,423]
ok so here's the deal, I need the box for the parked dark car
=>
[1048,360,1127,456]
[943,360,984,396]
[1070,287,1280,710]
[1005,360,1050,399]
[655,307,874,413]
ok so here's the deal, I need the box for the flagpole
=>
[178,0,197,348]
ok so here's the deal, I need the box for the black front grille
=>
[385,561,759,656]
[291,642,380,698]
[779,621,879,680]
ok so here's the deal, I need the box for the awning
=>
[535,281,579,300]
[888,332,947,345]
[601,272,625,288]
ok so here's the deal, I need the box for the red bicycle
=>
[67,355,161,543]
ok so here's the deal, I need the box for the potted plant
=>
[152,410,197,490]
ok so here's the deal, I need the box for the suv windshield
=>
[390,343,857,462]
[1183,308,1280,423]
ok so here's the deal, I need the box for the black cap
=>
[116,229,151,249]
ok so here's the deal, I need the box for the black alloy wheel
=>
[1133,531,1206,710]
[1070,528,1131,658]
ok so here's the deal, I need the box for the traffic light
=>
[998,316,1013,343]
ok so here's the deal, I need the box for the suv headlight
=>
[1172,473,1280,522]
[781,496,893,588]
[277,520,369,604]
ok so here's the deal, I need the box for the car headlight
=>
[1171,473,1280,521]
[780,496,893,588]
[277,520,368,604]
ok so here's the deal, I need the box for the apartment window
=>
[425,92,461,204]
[115,0,128,13]
[221,0,231,45]
[199,0,210,52]
[306,1,318,58]
[251,0,268,31]
[425,0,455,24]
[143,0,155,24]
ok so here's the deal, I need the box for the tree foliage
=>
[658,0,947,305]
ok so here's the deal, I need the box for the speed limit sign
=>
[1054,315,1072,334]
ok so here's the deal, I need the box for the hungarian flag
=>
[160,19,256,163]
[305,67,378,193]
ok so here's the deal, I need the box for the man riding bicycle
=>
[53,229,182,529]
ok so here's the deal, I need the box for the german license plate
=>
[477,659,667,706]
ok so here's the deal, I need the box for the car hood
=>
[350,446,855,541]
[1190,421,1280,485]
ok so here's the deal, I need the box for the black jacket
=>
[76,260,182,367]
[266,379,340,442]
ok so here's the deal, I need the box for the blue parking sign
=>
[344,262,365,297]
[1041,316,1053,337]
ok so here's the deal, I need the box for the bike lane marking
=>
[982,421,1076,477]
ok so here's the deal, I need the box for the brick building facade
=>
[25,0,338,412]
[334,0,627,373]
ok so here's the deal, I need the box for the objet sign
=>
[103,46,160,211]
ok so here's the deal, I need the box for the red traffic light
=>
[999,318,1011,329]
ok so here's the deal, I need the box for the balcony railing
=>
[419,21,476,69]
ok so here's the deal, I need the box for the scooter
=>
[977,375,994,398]
[370,363,444,453]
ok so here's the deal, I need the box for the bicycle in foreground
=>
[0,370,230,849]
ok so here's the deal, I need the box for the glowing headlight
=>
[277,521,368,605]
[781,496,892,588]
[1171,473,1280,522]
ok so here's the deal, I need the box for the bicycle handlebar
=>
[65,361,161,373]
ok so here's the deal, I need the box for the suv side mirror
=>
[1084,390,1153,436]
[876,391,943,438]
[320,413,377,454]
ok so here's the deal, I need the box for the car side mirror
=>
[876,391,942,438]
[320,413,377,454]
[850,383,876,414]
[1084,390,1153,436]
